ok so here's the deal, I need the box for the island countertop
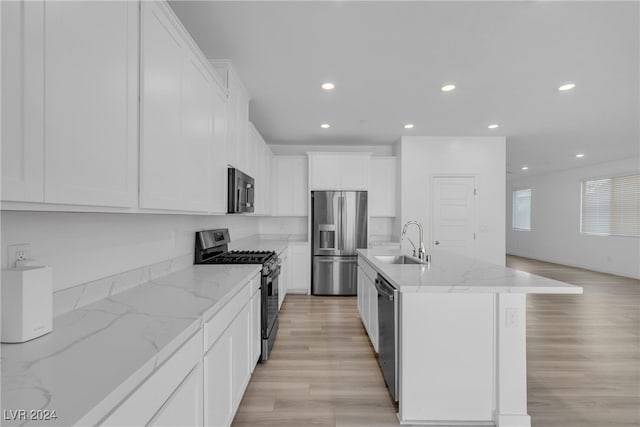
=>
[357,248,583,294]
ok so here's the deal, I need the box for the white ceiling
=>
[169,1,639,177]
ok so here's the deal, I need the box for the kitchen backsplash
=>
[52,253,193,317]
[1,211,259,292]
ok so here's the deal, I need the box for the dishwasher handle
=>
[374,277,395,301]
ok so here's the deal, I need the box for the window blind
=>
[581,174,639,237]
[512,188,532,230]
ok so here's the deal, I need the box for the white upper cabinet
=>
[209,81,228,214]
[249,123,273,216]
[1,1,138,207]
[273,156,308,216]
[211,61,250,176]
[369,157,398,217]
[1,1,44,203]
[308,153,371,191]
[140,1,225,213]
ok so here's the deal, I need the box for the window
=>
[581,174,640,237]
[512,188,532,230]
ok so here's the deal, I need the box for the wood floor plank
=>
[232,256,640,427]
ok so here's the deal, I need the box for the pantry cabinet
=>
[369,157,398,217]
[273,156,308,216]
[1,1,138,207]
[308,153,370,191]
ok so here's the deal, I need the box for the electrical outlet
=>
[7,243,31,268]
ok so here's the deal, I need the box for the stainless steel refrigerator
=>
[311,191,368,295]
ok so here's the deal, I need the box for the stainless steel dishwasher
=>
[374,273,398,401]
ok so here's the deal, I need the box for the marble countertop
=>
[358,249,583,294]
[1,264,261,427]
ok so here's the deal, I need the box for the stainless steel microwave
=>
[228,168,255,213]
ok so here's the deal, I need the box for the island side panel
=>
[399,292,495,424]
[495,293,531,427]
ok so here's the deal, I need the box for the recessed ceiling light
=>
[576,153,585,158]
[321,82,335,91]
[320,123,330,129]
[521,166,529,171]
[404,123,415,129]
[558,82,576,91]
[488,124,499,129]
[441,84,456,92]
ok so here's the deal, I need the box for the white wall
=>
[1,212,259,291]
[506,157,640,279]
[399,136,506,266]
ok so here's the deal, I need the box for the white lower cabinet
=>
[149,363,203,427]
[278,248,288,310]
[250,287,262,371]
[231,304,251,408]
[102,331,202,427]
[203,274,260,427]
[287,243,310,294]
[357,258,379,352]
[204,329,233,427]
[104,273,261,427]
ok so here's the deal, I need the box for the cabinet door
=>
[367,276,379,352]
[44,1,138,207]
[288,244,310,293]
[274,157,293,215]
[231,303,251,410]
[370,157,397,217]
[341,155,370,190]
[210,81,228,214]
[279,250,288,310]
[291,157,308,215]
[309,155,341,190]
[1,0,45,202]
[140,2,184,210]
[225,72,238,170]
[149,363,203,427]
[357,267,364,319]
[204,330,233,427]
[265,150,273,215]
[180,56,213,212]
[250,291,261,370]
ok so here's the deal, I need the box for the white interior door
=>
[432,176,477,258]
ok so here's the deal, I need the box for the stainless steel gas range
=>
[194,229,280,361]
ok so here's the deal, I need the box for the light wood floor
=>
[232,257,640,427]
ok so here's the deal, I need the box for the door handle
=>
[434,240,440,245]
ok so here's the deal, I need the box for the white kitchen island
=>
[357,249,583,427]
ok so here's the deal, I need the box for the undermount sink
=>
[374,255,426,265]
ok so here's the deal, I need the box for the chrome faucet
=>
[401,220,429,262]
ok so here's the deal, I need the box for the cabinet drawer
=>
[101,330,202,426]
[204,283,251,351]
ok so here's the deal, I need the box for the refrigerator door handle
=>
[338,194,345,251]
